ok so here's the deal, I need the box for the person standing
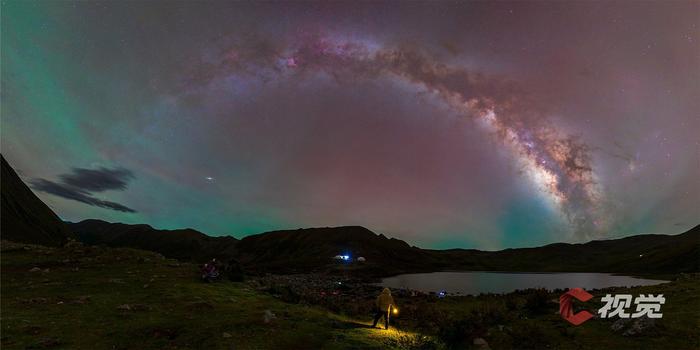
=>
[372,288,396,329]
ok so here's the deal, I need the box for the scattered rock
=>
[69,296,91,305]
[116,303,150,311]
[21,325,42,335]
[623,317,657,337]
[150,328,179,340]
[473,337,491,350]
[611,318,630,332]
[64,240,83,248]
[186,301,214,310]
[29,337,61,348]
[263,309,277,324]
[222,332,232,338]
[610,316,658,337]
[29,267,41,273]
[131,304,150,311]
[24,297,48,304]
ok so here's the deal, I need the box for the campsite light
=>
[392,307,398,315]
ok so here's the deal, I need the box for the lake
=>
[375,272,668,295]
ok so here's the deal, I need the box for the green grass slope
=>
[0,240,434,350]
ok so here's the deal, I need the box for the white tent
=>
[357,256,366,262]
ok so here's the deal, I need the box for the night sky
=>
[2,1,698,249]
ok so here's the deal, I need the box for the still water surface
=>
[376,272,668,295]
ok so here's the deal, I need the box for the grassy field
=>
[409,278,700,349]
[1,240,698,349]
[0,241,436,349]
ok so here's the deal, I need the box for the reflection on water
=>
[376,272,668,295]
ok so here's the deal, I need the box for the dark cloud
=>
[60,167,134,192]
[30,167,136,213]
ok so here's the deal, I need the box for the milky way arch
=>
[186,34,606,239]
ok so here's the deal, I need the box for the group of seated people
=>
[199,258,246,282]
[200,258,220,282]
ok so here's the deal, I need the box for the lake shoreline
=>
[374,271,670,296]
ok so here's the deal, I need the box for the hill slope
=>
[234,225,700,275]
[69,219,699,275]
[0,155,72,246]
[431,224,700,274]
[234,226,439,274]
[70,219,238,262]
[1,240,429,349]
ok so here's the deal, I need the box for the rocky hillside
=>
[234,226,439,275]
[68,221,438,275]
[69,219,238,262]
[0,156,72,246]
[68,218,699,276]
[431,224,700,274]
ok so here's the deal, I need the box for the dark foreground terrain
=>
[2,240,698,350]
